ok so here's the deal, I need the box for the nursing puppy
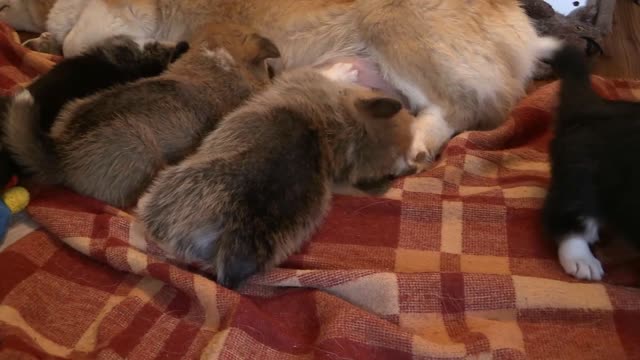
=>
[543,46,640,281]
[2,35,187,181]
[138,68,416,288]
[10,23,279,208]
[2,0,561,171]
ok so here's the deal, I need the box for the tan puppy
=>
[8,23,279,208]
[138,68,416,287]
[1,0,561,171]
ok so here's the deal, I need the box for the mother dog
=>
[1,0,560,168]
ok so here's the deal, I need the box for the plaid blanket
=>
[1,22,639,359]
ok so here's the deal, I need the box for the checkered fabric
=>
[1,22,639,359]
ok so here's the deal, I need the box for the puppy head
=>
[338,87,416,194]
[190,23,280,86]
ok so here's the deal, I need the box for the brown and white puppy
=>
[12,23,279,208]
[138,67,416,288]
[2,0,561,171]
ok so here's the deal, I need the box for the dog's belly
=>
[315,56,411,109]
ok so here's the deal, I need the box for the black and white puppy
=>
[543,45,640,281]
[1,35,188,180]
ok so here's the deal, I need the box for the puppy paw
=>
[407,138,433,174]
[406,122,443,173]
[321,62,359,83]
[558,236,604,281]
[406,108,454,173]
[22,32,62,55]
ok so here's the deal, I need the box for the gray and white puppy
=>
[138,66,417,288]
[16,23,279,208]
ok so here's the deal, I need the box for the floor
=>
[18,0,640,78]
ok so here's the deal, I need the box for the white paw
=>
[406,108,453,173]
[321,62,358,83]
[558,236,604,281]
[407,133,432,173]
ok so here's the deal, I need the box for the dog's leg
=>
[22,32,62,55]
[557,219,604,281]
[409,106,455,171]
[543,162,604,280]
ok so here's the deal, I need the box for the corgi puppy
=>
[138,67,417,288]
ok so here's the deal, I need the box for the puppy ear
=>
[250,34,281,64]
[171,41,190,62]
[355,97,403,119]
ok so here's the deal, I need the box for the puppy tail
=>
[2,90,61,182]
[214,230,262,289]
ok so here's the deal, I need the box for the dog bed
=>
[0,22,639,359]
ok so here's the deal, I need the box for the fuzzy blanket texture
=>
[0,23,639,359]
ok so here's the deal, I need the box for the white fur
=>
[408,106,454,170]
[320,62,359,83]
[203,47,235,69]
[380,67,430,113]
[557,218,604,281]
[533,36,564,60]
[61,0,155,56]
[13,89,34,105]
[46,0,90,44]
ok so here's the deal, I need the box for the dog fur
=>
[543,45,640,281]
[11,23,279,208]
[1,35,187,182]
[0,0,55,33]
[137,67,417,288]
[0,0,561,171]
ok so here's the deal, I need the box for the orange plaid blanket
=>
[1,23,639,359]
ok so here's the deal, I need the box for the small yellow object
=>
[2,187,30,214]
